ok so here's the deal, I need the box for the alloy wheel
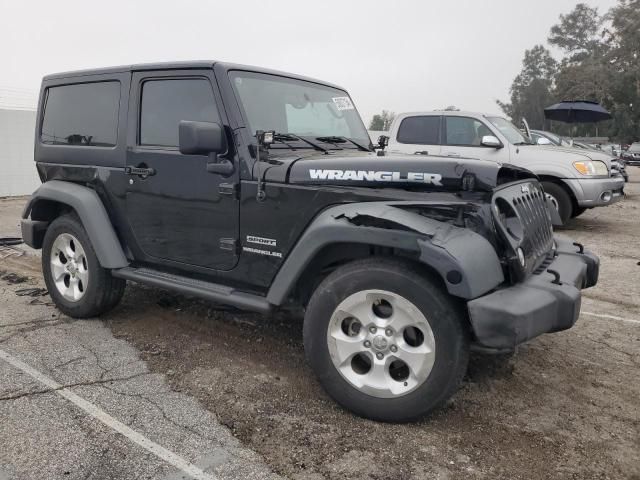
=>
[326,289,436,398]
[50,233,89,302]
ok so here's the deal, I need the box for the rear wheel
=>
[303,258,469,422]
[542,181,573,224]
[42,214,126,318]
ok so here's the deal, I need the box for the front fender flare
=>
[266,202,504,305]
[21,180,128,269]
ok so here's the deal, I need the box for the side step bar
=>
[112,267,272,314]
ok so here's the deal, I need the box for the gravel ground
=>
[0,171,639,480]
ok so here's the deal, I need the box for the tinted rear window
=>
[396,116,440,144]
[41,82,120,147]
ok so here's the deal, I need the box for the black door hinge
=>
[219,238,239,253]
[219,183,238,197]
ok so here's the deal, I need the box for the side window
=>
[41,81,120,147]
[445,117,492,146]
[139,78,220,147]
[396,116,440,145]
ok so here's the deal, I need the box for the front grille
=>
[493,181,554,276]
[512,188,554,262]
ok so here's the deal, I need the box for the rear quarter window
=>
[396,116,440,145]
[41,81,120,147]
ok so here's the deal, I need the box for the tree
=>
[497,45,557,129]
[369,110,396,131]
[603,0,640,142]
[548,3,605,62]
[501,0,640,142]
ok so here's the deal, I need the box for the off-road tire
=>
[42,214,126,318]
[542,181,573,224]
[303,258,469,422]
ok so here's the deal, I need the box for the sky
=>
[0,0,619,123]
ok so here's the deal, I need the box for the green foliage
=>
[499,45,557,129]
[498,0,640,143]
[369,110,396,131]
[548,3,604,62]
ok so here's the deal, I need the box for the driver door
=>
[125,70,239,271]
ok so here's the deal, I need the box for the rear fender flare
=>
[22,180,128,269]
[266,202,504,305]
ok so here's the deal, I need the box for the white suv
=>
[385,111,625,224]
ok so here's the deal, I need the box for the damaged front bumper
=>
[467,235,599,351]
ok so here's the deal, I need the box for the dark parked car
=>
[21,61,599,422]
[622,142,640,166]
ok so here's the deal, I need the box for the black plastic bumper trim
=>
[467,235,599,350]
[20,219,49,249]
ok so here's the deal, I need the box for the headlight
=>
[573,160,608,176]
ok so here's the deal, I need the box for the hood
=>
[528,145,614,165]
[261,151,536,192]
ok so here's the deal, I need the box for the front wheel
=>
[303,258,469,422]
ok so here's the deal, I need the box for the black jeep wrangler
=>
[21,61,598,422]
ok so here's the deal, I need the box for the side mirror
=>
[179,121,233,176]
[481,135,502,148]
[179,121,226,155]
[536,137,552,145]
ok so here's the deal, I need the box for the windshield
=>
[540,131,562,145]
[230,71,371,148]
[486,116,531,145]
[629,143,640,152]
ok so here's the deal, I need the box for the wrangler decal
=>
[308,169,443,186]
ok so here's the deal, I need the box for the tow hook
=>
[547,269,562,285]
[573,242,584,254]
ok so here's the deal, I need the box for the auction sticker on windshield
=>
[332,97,355,111]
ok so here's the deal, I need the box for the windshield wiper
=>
[273,133,328,153]
[316,136,372,152]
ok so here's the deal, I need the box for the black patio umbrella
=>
[544,100,612,123]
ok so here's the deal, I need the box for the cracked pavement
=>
[0,266,280,480]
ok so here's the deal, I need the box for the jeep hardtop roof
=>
[42,61,344,91]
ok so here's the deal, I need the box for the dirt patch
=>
[105,283,640,479]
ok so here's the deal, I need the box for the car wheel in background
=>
[572,207,587,218]
[542,181,573,224]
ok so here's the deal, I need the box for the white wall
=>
[0,108,39,197]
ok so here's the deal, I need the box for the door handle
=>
[445,152,461,157]
[414,151,429,155]
[125,165,156,178]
